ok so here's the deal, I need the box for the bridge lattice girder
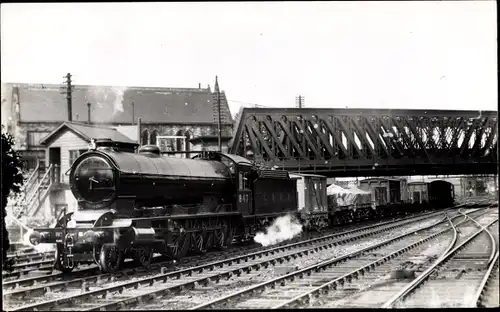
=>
[229,108,498,177]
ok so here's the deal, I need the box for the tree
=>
[1,126,24,270]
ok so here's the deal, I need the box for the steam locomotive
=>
[29,139,455,273]
[29,140,299,273]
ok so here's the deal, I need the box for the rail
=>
[189,210,472,310]
[381,213,499,308]
[3,210,447,310]
[474,251,499,307]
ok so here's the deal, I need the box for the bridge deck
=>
[229,108,497,177]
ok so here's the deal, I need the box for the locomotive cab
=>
[194,152,254,215]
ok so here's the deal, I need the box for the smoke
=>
[22,229,56,253]
[111,86,126,114]
[86,86,127,123]
[254,214,303,247]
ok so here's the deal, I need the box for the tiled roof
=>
[40,122,137,146]
[11,83,233,124]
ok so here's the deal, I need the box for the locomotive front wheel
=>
[167,232,190,261]
[54,243,74,273]
[99,244,123,273]
[133,247,153,268]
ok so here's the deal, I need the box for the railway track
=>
[2,209,448,289]
[382,210,498,308]
[475,252,499,307]
[3,209,452,311]
[1,210,440,281]
[186,208,490,310]
[6,251,55,264]
[4,201,490,280]
[310,209,498,309]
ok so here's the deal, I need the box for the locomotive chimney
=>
[87,102,91,124]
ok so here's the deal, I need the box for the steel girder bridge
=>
[229,108,498,177]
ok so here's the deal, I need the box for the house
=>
[21,122,139,218]
[1,78,234,171]
[39,122,138,184]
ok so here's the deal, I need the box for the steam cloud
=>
[254,214,303,247]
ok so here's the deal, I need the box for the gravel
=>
[131,215,446,310]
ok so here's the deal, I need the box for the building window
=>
[69,149,87,166]
[150,130,158,145]
[184,131,191,152]
[141,130,149,145]
[175,130,184,151]
[27,131,50,147]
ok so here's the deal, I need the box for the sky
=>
[1,1,497,117]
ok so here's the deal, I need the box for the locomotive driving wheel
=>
[225,223,235,247]
[99,244,123,273]
[133,246,153,268]
[166,229,190,261]
[53,243,74,273]
[203,219,216,252]
[214,220,228,250]
[191,231,205,254]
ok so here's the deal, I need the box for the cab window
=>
[239,171,250,190]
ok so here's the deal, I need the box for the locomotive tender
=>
[29,139,456,273]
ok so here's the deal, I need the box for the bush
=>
[2,126,24,270]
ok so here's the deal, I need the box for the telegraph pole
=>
[295,95,305,108]
[60,73,74,122]
[131,101,135,125]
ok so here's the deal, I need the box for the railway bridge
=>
[229,108,498,177]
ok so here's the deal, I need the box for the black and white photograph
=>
[1,1,498,310]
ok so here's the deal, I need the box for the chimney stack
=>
[198,83,201,89]
[131,101,135,125]
[137,117,142,147]
[87,102,91,124]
